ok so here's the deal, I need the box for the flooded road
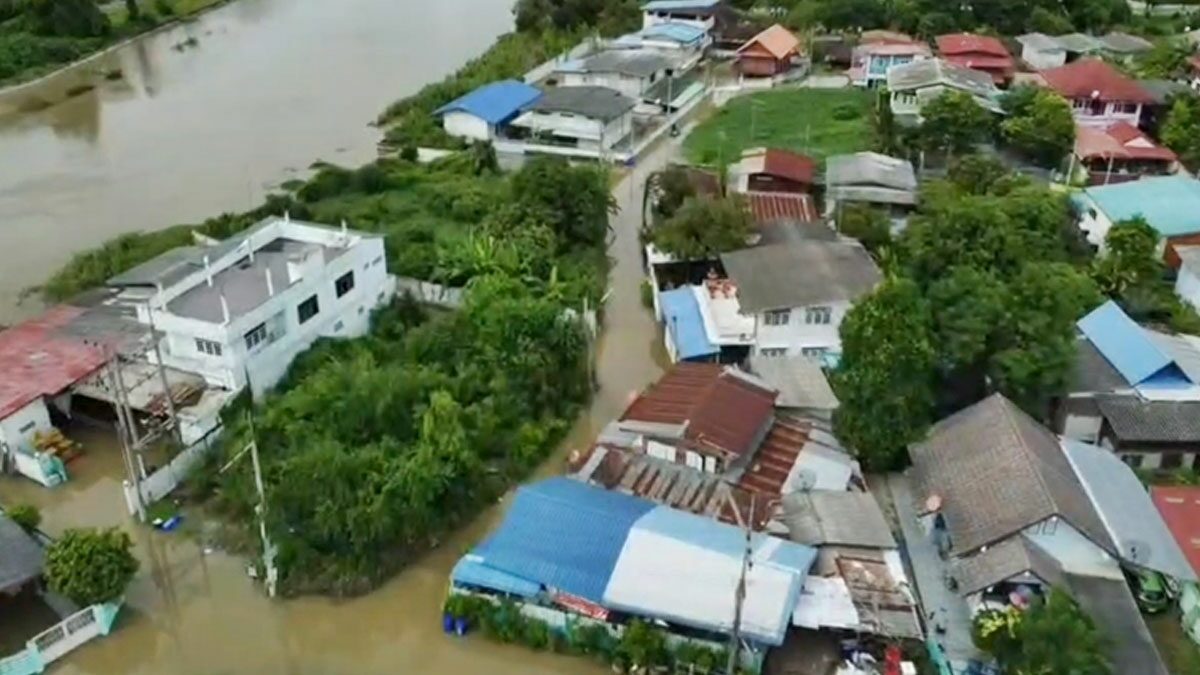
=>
[0,0,514,323]
[0,2,680,658]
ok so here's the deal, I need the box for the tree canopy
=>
[44,528,139,607]
[513,0,639,34]
[919,90,992,155]
[510,155,614,250]
[1161,94,1200,171]
[974,589,1113,675]
[1000,86,1076,169]
[649,195,752,261]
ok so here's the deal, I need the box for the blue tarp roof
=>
[635,22,707,44]
[1082,176,1200,238]
[467,478,654,603]
[1078,301,1190,387]
[433,80,542,126]
[643,0,721,11]
[660,287,718,361]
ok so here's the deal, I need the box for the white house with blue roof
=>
[1073,175,1200,252]
[641,0,722,33]
[432,80,543,142]
[1059,301,1200,469]
[449,477,817,670]
[613,22,710,71]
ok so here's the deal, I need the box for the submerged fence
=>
[0,602,121,675]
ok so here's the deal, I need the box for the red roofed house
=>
[0,306,108,487]
[1073,121,1178,185]
[1151,486,1200,645]
[1041,58,1154,128]
[936,32,1015,84]
[735,23,801,77]
[730,147,817,194]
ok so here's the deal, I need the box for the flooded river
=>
[0,0,674,671]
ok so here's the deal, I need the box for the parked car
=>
[1128,568,1171,614]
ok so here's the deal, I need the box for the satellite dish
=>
[1125,539,1153,565]
[793,468,817,491]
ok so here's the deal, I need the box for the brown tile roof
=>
[909,393,1114,556]
[745,191,818,224]
[951,535,1064,596]
[1041,58,1154,104]
[737,416,808,494]
[620,363,778,458]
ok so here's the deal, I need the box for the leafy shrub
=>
[45,527,139,606]
[7,504,41,532]
[831,102,862,120]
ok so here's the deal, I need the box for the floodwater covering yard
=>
[683,87,875,165]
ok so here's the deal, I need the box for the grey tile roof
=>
[748,355,839,411]
[825,152,918,206]
[576,50,672,78]
[1062,439,1197,580]
[886,58,1000,104]
[1070,337,1128,393]
[1096,395,1200,443]
[530,86,637,121]
[1100,32,1154,54]
[1054,33,1104,54]
[782,490,896,548]
[951,535,1063,596]
[0,513,44,591]
[910,393,1114,556]
[720,240,881,313]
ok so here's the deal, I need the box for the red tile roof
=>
[0,306,108,420]
[1075,122,1177,162]
[1040,58,1154,104]
[744,191,818,224]
[759,148,817,185]
[936,33,1009,58]
[736,416,809,495]
[1151,486,1200,576]
[737,24,801,60]
[620,363,778,458]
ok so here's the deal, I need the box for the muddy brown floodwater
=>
[0,0,677,670]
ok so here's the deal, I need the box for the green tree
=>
[44,528,139,606]
[1000,88,1075,168]
[945,154,1014,196]
[919,90,992,155]
[511,156,614,249]
[836,203,892,254]
[1135,40,1191,79]
[832,278,937,470]
[7,504,41,533]
[1092,217,1163,297]
[649,195,751,260]
[1029,6,1074,33]
[1161,94,1200,170]
[467,141,499,176]
[975,589,1113,675]
[125,0,140,21]
[649,165,699,224]
[27,0,110,37]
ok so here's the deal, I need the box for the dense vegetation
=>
[684,88,875,165]
[0,0,221,85]
[44,527,140,606]
[974,589,1113,675]
[832,155,1100,470]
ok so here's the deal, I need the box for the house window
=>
[1162,452,1184,469]
[244,323,268,351]
[805,306,832,324]
[760,347,787,358]
[18,421,36,434]
[333,320,345,333]
[801,347,827,358]
[1112,102,1138,114]
[195,338,223,357]
[1121,453,1144,468]
[763,309,790,326]
[298,295,320,324]
[335,271,355,298]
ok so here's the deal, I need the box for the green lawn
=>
[684,87,876,165]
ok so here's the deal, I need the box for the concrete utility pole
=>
[726,492,755,675]
[220,413,277,598]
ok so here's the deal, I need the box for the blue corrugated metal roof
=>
[1083,176,1200,238]
[660,287,718,361]
[1077,300,1185,386]
[451,554,541,597]
[469,478,654,603]
[640,22,707,44]
[643,0,721,11]
[433,80,543,126]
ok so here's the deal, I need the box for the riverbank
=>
[0,0,229,90]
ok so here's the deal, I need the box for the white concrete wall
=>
[0,398,52,454]
[147,220,393,397]
[519,110,632,150]
[1021,45,1066,70]
[1177,266,1200,310]
[1070,100,1143,128]
[642,11,713,32]
[1076,195,1116,248]
[751,300,850,357]
[123,426,222,518]
[559,71,653,101]
[441,112,492,142]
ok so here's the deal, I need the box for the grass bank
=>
[0,0,227,87]
[683,87,875,165]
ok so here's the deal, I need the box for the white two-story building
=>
[716,240,881,364]
[107,216,395,398]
